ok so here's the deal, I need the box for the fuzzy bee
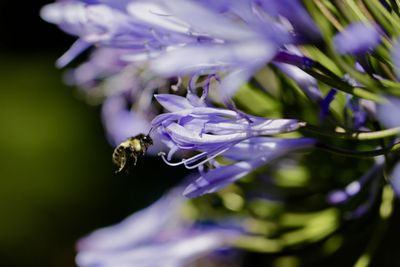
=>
[112,134,153,173]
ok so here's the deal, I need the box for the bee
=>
[112,133,153,173]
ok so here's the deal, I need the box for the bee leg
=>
[132,154,138,165]
[115,157,127,173]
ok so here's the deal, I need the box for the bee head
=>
[143,134,153,146]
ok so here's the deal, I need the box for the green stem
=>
[333,0,358,22]
[316,141,400,158]
[304,69,384,102]
[362,0,400,35]
[346,0,370,21]
[326,45,383,91]
[389,0,400,16]
[302,124,400,140]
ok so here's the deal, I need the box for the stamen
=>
[158,152,186,166]
[183,143,236,169]
[170,77,182,91]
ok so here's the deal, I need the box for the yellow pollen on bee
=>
[131,139,142,151]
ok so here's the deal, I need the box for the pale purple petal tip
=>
[390,162,400,197]
[333,22,381,55]
[154,94,194,112]
[377,97,400,129]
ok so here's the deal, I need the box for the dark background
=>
[0,1,184,266]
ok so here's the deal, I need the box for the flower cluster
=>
[42,0,400,266]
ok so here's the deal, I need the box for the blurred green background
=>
[0,1,185,266]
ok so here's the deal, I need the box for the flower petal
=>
[183,158,265,198]
[333,22,381,55]
[154,94,194,112]
[161,0,256,41]
[77,188,185,252]
[150,40,276,76]
[184,138,315,197]
[377,97,400,129]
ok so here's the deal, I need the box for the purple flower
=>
[102,96,166,154]
[333,22,382,55]
[152,93,314,197]
[377,97,400,129]
[390,162,400,198]
[66,48,131,90]
[42,0,324,96]
[40,1,135,67]
[63,46,170,150]
[183,137,315,198]
[345,96,368,130]
[254,0,322,43]
[76,187,241,267]
[320,89,338,122]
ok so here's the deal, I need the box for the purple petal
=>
[127,2,191,34]
[377,97,400,129]
[217,66,261,99]
[76,186,240,267]
[165,123,246,147]
[184,138,315,197]
[77,230,237,267]
[149,41,276,76]
[161,0,257,41]
[183,158,265,198]
[154,94,194,112]
[56,39,90,68]
[77,188,185,252]
[40,2,88,36]
[222,137,315,161]
[256,0,321,42]
[333,22,381,55]
[390,162,400,197]
[151,107,237,127]
[320,89,338,121]
[102,96,151,146]
[163,118,303,149]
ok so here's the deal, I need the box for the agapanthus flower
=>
[63,46,170,150]
[102,95,165,153]
[76,187,242,267]
[66,48,132,92]
[152,93,315,197]
[344,95,369,130]
[390,162,400,197]
[40,0,324,97]
[333,22,382,55]
[377,97,400,130]
[41,0,400,264]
